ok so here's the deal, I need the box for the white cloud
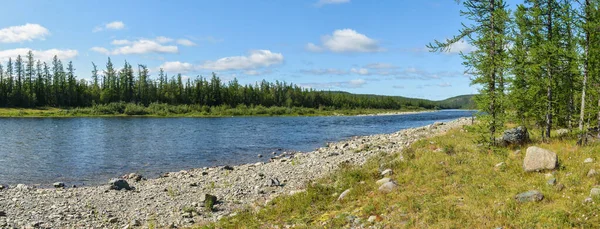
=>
[177,39,196,46]
[364,63,398,69]
[307,29,383,53]
[90,47,110,55]
[111,39,178,55]
[244,69,272,76]
[438,82,452,87]
[0,24,50,43]
[200,50,284,71]
[159,61,195,74]
[0,48,78,62]
[348,79,366,87]
[393,85,405,89]
[300,68,348,75]
[350,68,369,75]
[299,79,366,89]
[155,36,173,43]
[111,39,131,45]
[316,0,350,6]
[93,21,125,32]
[306,43,323,52]
[445,40,476,54]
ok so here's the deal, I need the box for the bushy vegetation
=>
[198,127,600,228]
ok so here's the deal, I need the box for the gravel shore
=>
[0,117,471,228]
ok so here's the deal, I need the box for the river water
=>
[0,110,475,186]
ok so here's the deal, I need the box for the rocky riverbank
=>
[0,118,472,228]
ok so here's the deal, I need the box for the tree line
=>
[0,51,463,111]
[430,0,600,144]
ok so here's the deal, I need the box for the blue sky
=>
[0,0,513,100]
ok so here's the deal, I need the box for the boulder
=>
[378,181,398,193]
[109,178,132,191]
[515,190,544,203]
[523,146,557,172]
[381,169,393,177]
[556,129,569,137]
[501,126,530,145]
[338,189,351,201]
[53,182,65,188]
[376,178,392,185]
[591,187,600,196]
[588,169,598,178]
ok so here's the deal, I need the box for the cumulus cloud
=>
[199,50,284,71]
[0,24,50,43]
[299,79,366,89]
[445,40,476,54]
[316,0,350,6]
[364,63,398,69]
[307,29,383,53]
[155,36,173,43]
[300,68,348,75]
[176,39,196,46]
[90,47,110,55]
[93,21,125,32]
[159,61,195,74]
[350,68,369,75]
[92,38,178,55]
[0,48,78,62]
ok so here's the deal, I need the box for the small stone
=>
[514,150,521,155]
[181,212,192,218]
[376,178,392,185]
[124,173,143,181]
[584,197,593,204]
[495,162,505,168]
[585,158,594,163]
[53,182,65,188]
[547,178,556,186]
[108,217,118,223]
[515,190,544,203]
[109,178,131,191]
[378,181,398,193]
[555,183,565,191]
[368,215,377,223]
[588,169,598,178]
[131,219,141,226]
[381,169,393,177]
[556,128,569,137]
[269,178,281,187]
[15,184,30,191]
[0,211,5,217]
[189,182,198,187]
[257,154,262,158]
[590,187,600,196]
[223,165,234,171]
[338,189,351,201]
[0,185,5,190]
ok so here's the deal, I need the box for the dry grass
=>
[196,126,600,228]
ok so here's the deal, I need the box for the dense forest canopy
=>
[0,52,472,111]
[429,0,600,145]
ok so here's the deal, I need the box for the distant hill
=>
[325,91,476,110]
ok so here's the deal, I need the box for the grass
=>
[194,125,600,228]
[0,103,430,118]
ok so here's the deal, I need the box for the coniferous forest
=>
[0,52,472,116]
[429,0,600,145]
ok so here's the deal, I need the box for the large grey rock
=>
[523,146,557,172]
[376,178,392,185]
[501,126,530,145]
[109,178,132,191]
[378,181,398,193]
[515,190,544,203]
[591,187,600,196]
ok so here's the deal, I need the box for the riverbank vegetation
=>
[0,53,473,117]
[200,126,600,228]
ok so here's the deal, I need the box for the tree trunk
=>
[545,1,553,140]
[580,0,590,145]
